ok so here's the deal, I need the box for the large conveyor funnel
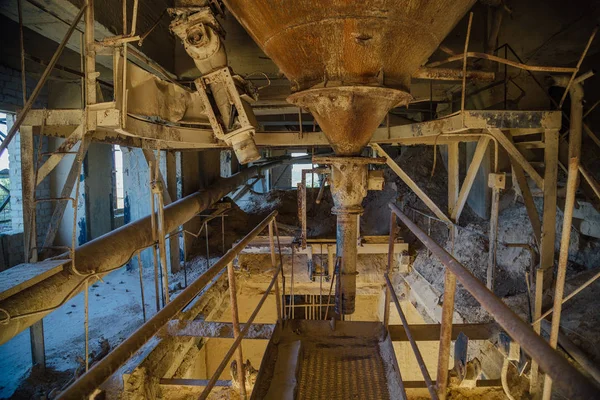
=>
[224,0,475,314]
[223,0,475,153]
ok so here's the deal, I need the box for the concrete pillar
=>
[465,141,492,219]
[166,151,180,273]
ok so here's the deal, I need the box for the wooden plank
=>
[507,133,542,244]
[0,260,68,302]
[36,125,83,186]
[447,143,459,213]
[487,128,544,190]
[451,136,490,221]
[372,144,452,225]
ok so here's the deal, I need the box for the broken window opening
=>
[0,112,11,232]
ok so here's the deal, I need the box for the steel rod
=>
[0,3,87,157]
[58,211,278,399]
[200,256,282,400]
[383,210,395,328]
[136,252,146,322]
[84,278,89,372]
[389,203,599,400]
[385,274,438,400]
[149,162,161,311]
[273,222,285,320]
[533,268,600,325]
[542,157,581,400]
[18,0,27,105]
[436,224,457,400]
[558,27,597,108]
[461,12,474,120]
[157,183,170,304]
[227,261,247,399]
[268,221,282,321]
[426,51,577,73]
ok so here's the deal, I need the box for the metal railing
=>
[387,202,600,400]
[58,211,283,399]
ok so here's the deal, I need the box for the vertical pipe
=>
[274,222,285,320]
[436,226,457,400]
[530,268,544,393]
[384,211,395,327]
[488,184,500,291]
[542,82,583,400]
[17,0,27,105]
[221,215,225,254]
[460,12,474,124]
[204,221,210,269]
[227,261,247,399]
[149,162,160,311]
[335,213,358,314]
[137,252,146,322]
[268,221,282,322]
[84,278,89,372]
[157,188,170,304]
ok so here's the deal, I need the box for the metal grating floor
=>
[296,341,390,400]
[251,320,402,400]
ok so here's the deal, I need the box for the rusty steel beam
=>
[388,203,600,400]
[0,162,281,345]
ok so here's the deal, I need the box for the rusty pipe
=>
[335,213,359,314]
[0,162,281,344]
[388,203,600,400]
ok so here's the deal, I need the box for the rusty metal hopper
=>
[223,0,476,154]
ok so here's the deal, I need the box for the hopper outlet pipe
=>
[170,7,261,165]
[315,156,386,314]
[0,161,281,345]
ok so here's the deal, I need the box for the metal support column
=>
[227,261,247,399]
[268,221,282,321]
[542,82,583,400]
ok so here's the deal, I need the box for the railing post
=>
[227,261,247,399]
[383,210,396,328]
[268,221,282,322]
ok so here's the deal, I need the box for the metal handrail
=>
[388,202,600,400]
[199,261,282,399]
[58,211,279,399]
[384,273,438,400]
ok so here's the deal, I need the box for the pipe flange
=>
[331,205,363,215]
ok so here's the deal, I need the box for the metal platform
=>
[251,320,403,400]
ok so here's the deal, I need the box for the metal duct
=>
[0,162,279,344]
